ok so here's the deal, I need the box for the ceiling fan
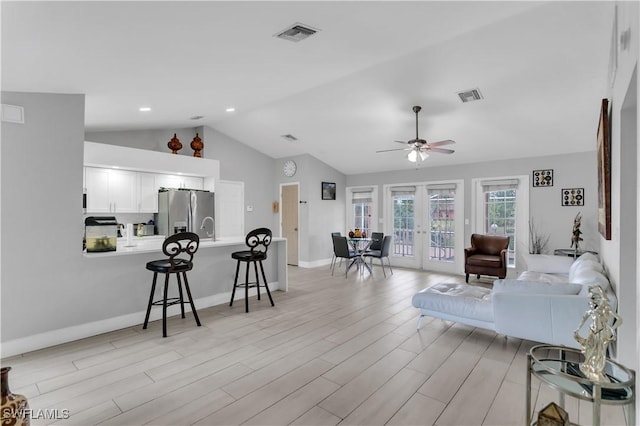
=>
[377,105,455,162]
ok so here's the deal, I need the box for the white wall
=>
[347,151,599,265]
[599,1,639,370]
[274,154,346,267]
[1,92,86,341]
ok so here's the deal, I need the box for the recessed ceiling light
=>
[139,107,151,112]
[225,107,235,112]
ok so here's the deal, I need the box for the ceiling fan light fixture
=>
[407,150,418,163]
[419,151,429,161]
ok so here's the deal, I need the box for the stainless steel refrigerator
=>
[156,189,215,239]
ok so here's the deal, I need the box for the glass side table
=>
[527,345,635,426]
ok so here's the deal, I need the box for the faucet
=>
[200,216,215,239]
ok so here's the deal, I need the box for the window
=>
[481,179,519,267]
[348,187,375,236]
[391,186,416,257]
[428,184,456,262]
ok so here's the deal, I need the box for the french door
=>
[385,182,464,273]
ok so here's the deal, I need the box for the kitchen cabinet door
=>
[182,176,204,190]
[85,167,137,213]
[155,174,182,190]
[138,172,158,213]
[85,167,111,213]
[108,169,138,213]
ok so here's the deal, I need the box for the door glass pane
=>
[392,193,415,257]
[428,190,455,262]
[353,202,372,236]
[484,189,516,266]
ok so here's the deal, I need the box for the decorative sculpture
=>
[167,133,182,154]
[573,285,622,381]
[570,212,583,252]
[190,133,203,157]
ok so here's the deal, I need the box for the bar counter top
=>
[83,236,286,257]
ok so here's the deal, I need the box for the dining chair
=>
[366,232,384,252]
[330,231,341,270]
[364,235,394,277]
[331,235,358,278]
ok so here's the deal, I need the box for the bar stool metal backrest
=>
[143,232,202,337]
[162,232,200,270]
[229,228,275,312]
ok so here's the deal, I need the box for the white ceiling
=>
[1,1,613,175]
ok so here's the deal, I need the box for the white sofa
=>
[412,253,616,349]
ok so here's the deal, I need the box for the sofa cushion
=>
[569,255,604,280]
[412,283,493,322]
[570,268,610,291]
[466,254,502,267]
[493,279,582,295]
[517,271,569,284]
[523,254,574,274]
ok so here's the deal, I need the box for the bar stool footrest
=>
[151,297,182,307]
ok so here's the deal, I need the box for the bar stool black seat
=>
[230,227,275,313]
[143,232,201,337]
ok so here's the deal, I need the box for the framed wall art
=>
[322,182,336,200]
[562,188,584,207]
[533,169,553,187]
[597,98,612,239]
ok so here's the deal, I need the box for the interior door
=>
[281,184,299,265]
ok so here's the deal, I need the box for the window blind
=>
[390,186,416,196]
[481,179,519,192]
[351,188,373,204]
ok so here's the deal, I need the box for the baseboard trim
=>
[1,281,281,358]
[298,258,332,268]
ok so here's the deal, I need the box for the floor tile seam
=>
[319,324,412,373]
[215,360,336,422]
[114,363,253,414]
[317,353,419,421]
[226,344,339,400]
[430,348,506,423]
[34,349,184,400]
[322,312,396,342]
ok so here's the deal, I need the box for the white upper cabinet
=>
[85,167,137,213]
[137,172,158,213]
[156,174,203,190]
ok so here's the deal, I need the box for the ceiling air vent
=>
[457,88,484,103]
[281,134,298,141]
[275,23,319,42]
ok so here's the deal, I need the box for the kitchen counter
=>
[83,235,272,257]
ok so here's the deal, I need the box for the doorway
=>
[384,181,464,273]
[281,183,299,266]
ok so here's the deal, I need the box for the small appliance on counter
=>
[84,216,118,252]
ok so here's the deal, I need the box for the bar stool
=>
[230,228,275,313]
[143,232,201,337]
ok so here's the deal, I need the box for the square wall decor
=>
[561,188,584,206]
[533,169,553,187]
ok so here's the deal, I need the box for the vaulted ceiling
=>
[1,1,613,174]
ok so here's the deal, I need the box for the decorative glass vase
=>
[1,367,30,425]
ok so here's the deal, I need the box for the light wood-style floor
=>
[2,265,629,426]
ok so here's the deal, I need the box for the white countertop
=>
[83,236,285,257]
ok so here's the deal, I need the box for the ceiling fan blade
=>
[376,147,410,153]
[428,139,455,147]
[393,140,409,144]
[427,147,455,154]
